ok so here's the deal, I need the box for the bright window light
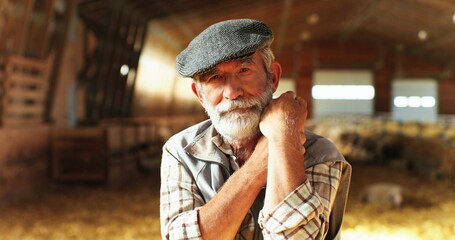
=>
[312,85,375,100]
[421,96,436,107]
[408,96,421,108]
[394,96,408,108]
[393,96,436,108]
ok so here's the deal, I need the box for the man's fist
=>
[259,91,307,145]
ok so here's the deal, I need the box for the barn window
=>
[312,85,375,100]
[312,70,374,119]
[393,96,436,108]
[392,79,438,122]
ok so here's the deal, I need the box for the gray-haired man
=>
[160,19,351,240]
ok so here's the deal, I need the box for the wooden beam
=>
[339,0,381,41]
[275,0,293,54]
[44,0,76,123]
[154,0,197,41]
[37,0,55,58]
[147,22,184,51]
[123,21,147,117]
[104,0,135,117]
[19,0,36,55]
[97,0,124,119]
[420,32,455,52]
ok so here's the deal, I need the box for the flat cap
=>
[176,19,274,78]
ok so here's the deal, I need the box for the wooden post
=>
[18,0,36,55]
[37,0,56,58]
[44,0,76,123]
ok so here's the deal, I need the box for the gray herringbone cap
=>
[176,19,274,78]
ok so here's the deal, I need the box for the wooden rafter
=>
[76,0,149,122]
[275,0,293,54]
[339,0,382,41]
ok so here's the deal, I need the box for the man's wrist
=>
[266,132,302,151]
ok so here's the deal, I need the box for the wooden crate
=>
[51,128,107,182]
[2,55,48,126]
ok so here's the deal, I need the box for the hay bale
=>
[446,126,455,141]
[401,122,421,137]
[385,120,400,134]
[421,123,444,139]
[441,142,455,182]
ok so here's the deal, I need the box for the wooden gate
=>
[2,55,48,126]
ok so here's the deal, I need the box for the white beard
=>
[202,84,273,143]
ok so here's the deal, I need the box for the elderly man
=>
[160,19,351,240]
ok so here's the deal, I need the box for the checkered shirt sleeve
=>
[160,148,343,240]
[258,161,343,239]
[160,150,205,240]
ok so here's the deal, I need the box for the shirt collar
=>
[212,131,233,156]
[184,123,233,168]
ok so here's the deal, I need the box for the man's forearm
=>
[263,137,306,213]
[199,161,265,239]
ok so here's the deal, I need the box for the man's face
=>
[196,52,274,142]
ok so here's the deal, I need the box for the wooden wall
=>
[439,78,455,115]
[2,1,455,201]
[132,21,204,118]
[277,40,454,118]
[0,0,88,202]
[0,126,50,201]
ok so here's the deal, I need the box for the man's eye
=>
[207,75,222,82]
[239,68,250,73]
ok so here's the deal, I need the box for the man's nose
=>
[223,75,243,100]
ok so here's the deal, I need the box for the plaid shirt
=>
[160,121,351,240]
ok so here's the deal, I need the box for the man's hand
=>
[259,91,307,146]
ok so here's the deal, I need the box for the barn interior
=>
[1,0,455,239]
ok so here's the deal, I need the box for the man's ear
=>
[191,82,204,105]
[270,62,282,93]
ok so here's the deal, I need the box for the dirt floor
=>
[1,163,455,240]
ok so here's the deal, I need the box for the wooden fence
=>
[51,114,207,183]
[2,55,48,126]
